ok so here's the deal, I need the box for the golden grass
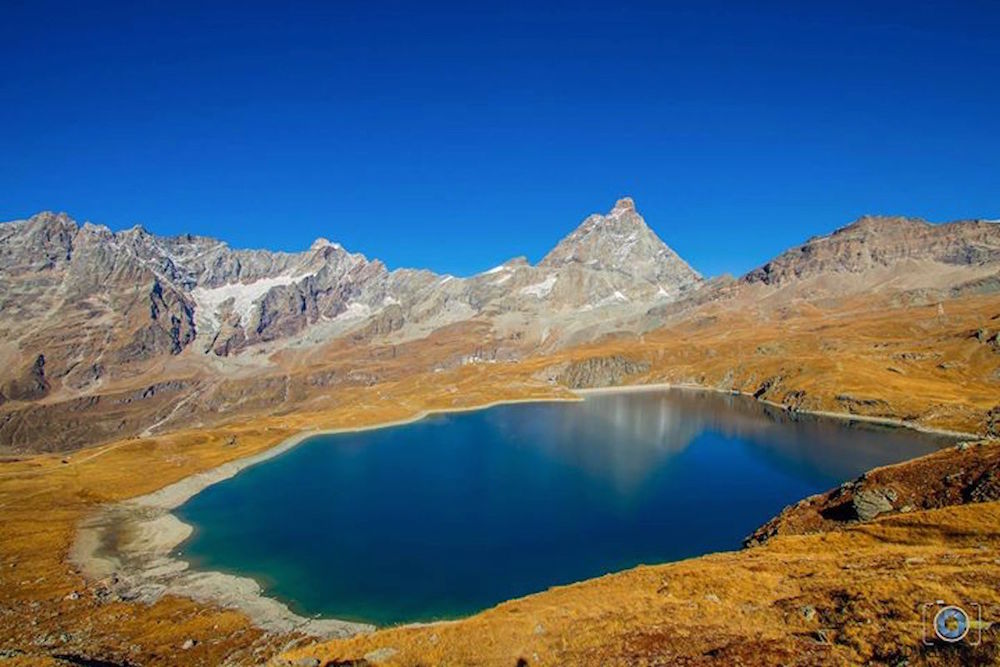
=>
[0,294,997,665]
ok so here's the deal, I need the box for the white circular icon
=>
[933,605,970,643]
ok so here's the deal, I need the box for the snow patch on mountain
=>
[521,274,558,298]
[581,290,631,311]
[337,301,374,320]
[192,275,302,330]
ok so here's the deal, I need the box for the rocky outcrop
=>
[1,354,50,402]
[986,406,1000,438]
[834,394,893,417]
[745,440,999,547]
[557,355,651,389]
[851,487,897,521]
[951,271,1000,297]
[971,328,1000,353]
[115,281,197,362]
[0,380,193,453]
[353,304,405,341]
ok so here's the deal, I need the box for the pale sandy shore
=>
[69,382,974,638]
[69,395,579,637]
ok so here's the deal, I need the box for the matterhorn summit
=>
[540,197,701,290]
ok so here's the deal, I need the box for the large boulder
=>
[852,487,898,521]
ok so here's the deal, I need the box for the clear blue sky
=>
[2,1,998,277]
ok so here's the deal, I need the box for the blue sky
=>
[1,1,998,277]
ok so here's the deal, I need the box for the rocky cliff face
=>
[0,199,704,450]
[743,215,1000,287]
[556,355,651,389]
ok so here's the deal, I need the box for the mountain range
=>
[1,198,997,452]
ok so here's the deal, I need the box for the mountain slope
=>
[743,214,1000,290]
[0,199,702,451]
[1,204,998,453]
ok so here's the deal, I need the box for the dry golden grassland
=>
[0,294,997,665]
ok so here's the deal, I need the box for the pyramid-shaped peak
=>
[539,198,701,287]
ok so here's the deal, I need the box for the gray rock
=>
[853,487,897,521]
[557,355,651,389]
[363,647,398,663]
[0,199,709,452]
[987,406,1000,438]
[1,354,49,401]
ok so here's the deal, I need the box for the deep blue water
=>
[175,389,951,626]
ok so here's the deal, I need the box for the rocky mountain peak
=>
[539,198,701,290]
[744,215,1000,286]
[505,256,530,267]
[611,196,636,213]
[311,237,342,251]
[834,215,931,238]
[0,211,78,270]
[18,211,78,243]
[26,210,75,226]
[80,221,113,236]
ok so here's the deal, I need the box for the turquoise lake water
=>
[175,389,951,626]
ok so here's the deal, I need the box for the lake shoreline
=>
[69,382,975,637]
[68,395,582,638]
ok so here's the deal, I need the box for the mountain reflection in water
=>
[491,390,947,494]
[176,388,952,626]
